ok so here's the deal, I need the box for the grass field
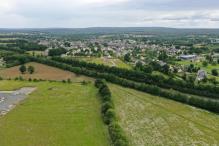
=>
[0,62,93,82]
[73,57,132,69]
[0,80,110,146]
[26,51,45,56]
[109,84,219,146]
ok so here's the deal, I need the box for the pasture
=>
[0,80,110,146]
[109,84,219,146]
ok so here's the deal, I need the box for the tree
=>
[206,54,213,63]
[202,61,208,67]
[124,53,131,62]
[158,51,168,61]
[27,66,35,74]
[19,65,26,74]
[64,42,71,47]
[161,64,170,74]
[143,65,153,73]
[135,61,143,71]
[211,69,218,76]
[48,48,67,56]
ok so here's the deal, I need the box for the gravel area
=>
[0,87,36,116]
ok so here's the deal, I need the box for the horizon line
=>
[0,27,219,29]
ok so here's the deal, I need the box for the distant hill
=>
[1,27,219,35]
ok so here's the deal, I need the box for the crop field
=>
[73,57,132,69]
[0,80,110,146]
[0,62,93,82]
[109,84,219,146]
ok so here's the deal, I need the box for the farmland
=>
[109,84,219,146]
[73,57,132,69]
[0,80,110,146]
[0,28,219,146]
[0,62,93,82]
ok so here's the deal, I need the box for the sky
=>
[0,0,219,28]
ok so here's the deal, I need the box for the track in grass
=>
[0,80,110,146]
[109,84,219,146]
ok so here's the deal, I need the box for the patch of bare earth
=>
[0,62,92,81]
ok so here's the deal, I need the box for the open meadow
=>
[109,84,219,146]
[73,57,132,69]
[0,80,110,146]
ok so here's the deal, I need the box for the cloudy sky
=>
[0,0,219,28]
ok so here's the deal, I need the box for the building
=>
[179,55,197,60]
[196,70,207,81]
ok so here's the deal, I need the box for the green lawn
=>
[73,57,132,69]
[109,84,219,146]
[0,80,110,146]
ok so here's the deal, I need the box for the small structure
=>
[158,60,167,67]
[179,55,197,60]
[196,70,207,81]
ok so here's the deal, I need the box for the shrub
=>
[19,64,26,74]
[27,65,35,74]
[101,102,114,114]
[103,109,116,125]
[67,78,71,83]
[108,122,129,146]
[212,69,218,76]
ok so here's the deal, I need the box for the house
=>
[196,70,207,81]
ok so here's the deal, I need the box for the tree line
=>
[4,55,219,113]
[51,57,219,99]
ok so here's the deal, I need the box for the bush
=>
[103,109,116,125]
[212,69,218,76]
[67,78,71,83]
[99,85,111,97]
[101,102,114,114]
[108,122,129,146]
[27,65,35,74]
[95,79,104,88]
[19,65,26,74]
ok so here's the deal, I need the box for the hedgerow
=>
[95,79,129,146]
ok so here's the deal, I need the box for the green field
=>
[26,51,45,56]
[109,84,219,146]
[0,80,110,146]
[73,57,132,69]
